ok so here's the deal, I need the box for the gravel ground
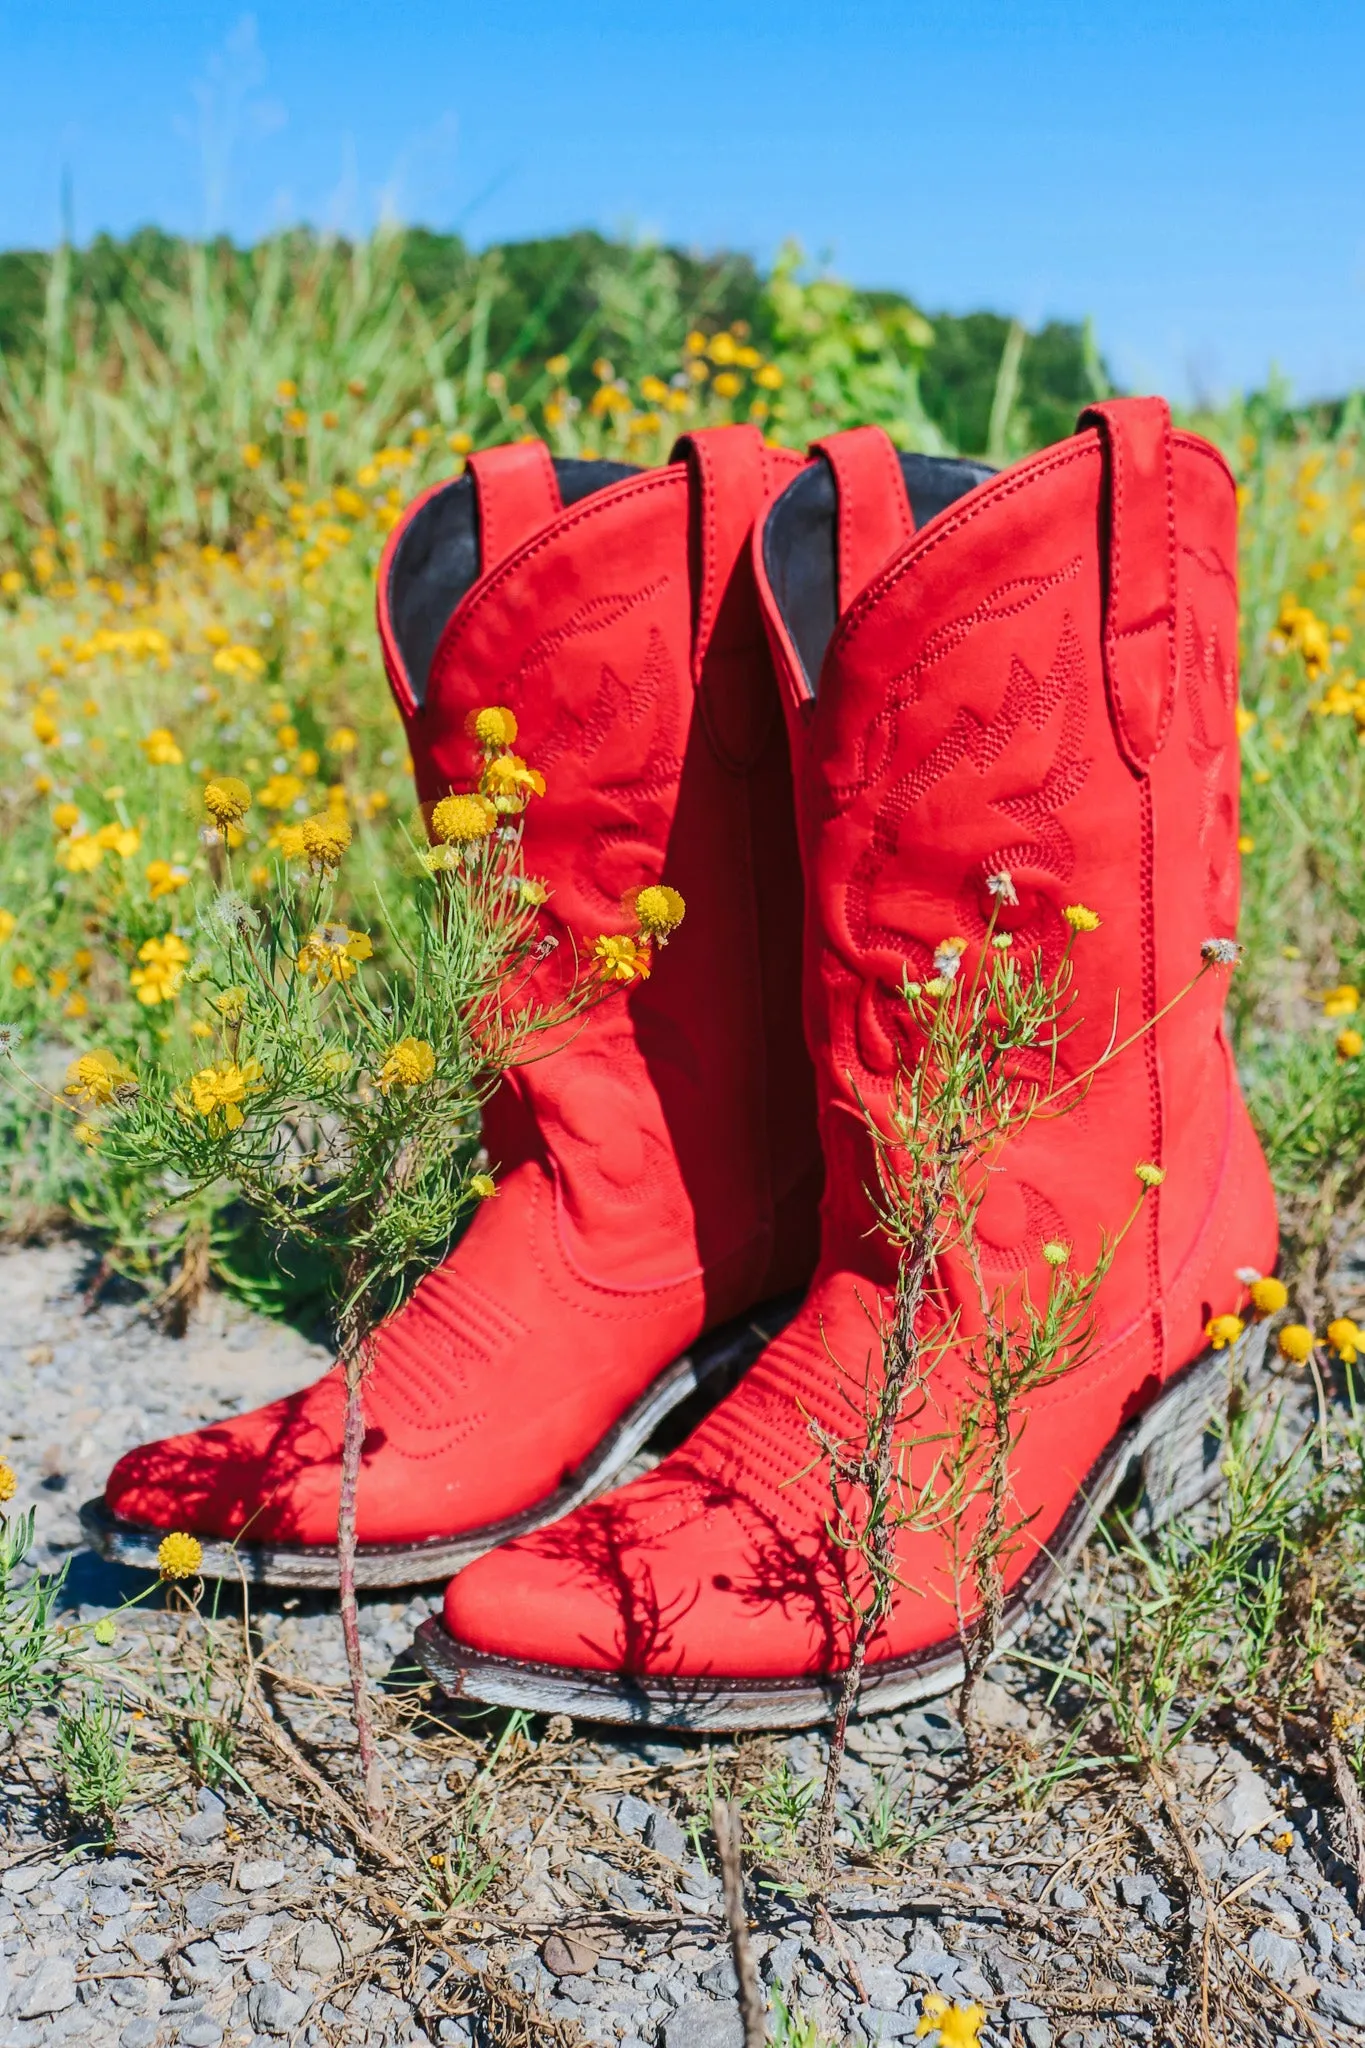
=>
[3,1240,1365,2048]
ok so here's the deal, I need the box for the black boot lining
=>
[763,452,996,694]
[387,458,641,706]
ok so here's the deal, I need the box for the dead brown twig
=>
[711,1796,767,2048]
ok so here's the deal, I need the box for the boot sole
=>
[413,1323,1271,1730]
[78,1294,799,1590]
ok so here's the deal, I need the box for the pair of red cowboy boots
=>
[91,402,1277,1730]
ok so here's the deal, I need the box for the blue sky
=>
[1,1,1362,402]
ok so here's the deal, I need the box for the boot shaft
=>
[757,401,1272,1369]
[377,430,819,1297]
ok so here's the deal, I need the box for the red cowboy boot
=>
[88,429,821,1586]
[419,401,1278,1725]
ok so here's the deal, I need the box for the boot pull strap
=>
[1078,397,1178,774]
[810,426,915,615]
[466,441,562,568]
[670,422,772,682]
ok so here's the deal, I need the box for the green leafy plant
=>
[57,1683,132,1841]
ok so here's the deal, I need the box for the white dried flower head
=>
[1201,937,1241,966]
[0,1025,22,1059]
[201,892,259,940]
[1235,1266,1263,1286]
[986,870,1019,905]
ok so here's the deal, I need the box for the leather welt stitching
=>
[426,468,685,695]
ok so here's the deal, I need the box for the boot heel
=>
[1122,1320,1273,1538]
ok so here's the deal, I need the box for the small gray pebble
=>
[856,2011,917,2042]
[1025,2023,1053,2048]
[237,1859,287,1894]
[1248,1929,1301,1986]
[130,1932,170,1965]
[215,1914,274,1956]
[1054,1884,1087,1911]
[183,2024,225,2048]
[295,1921,343,1975]
[180,1809,227,1848]
[20,1955,78,2017]
[248,1979,307,2031]
[664,2009,744,2048]
[646,1807,690,1863]
[120,2023,161,2048]
[614,1794,654,1837]
[861,1964,908,2009]
[1317,1984,1365,2026]
[699,1956,738,1996]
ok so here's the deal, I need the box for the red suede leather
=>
[103,430,820,1552]
[441,402,1278,1680]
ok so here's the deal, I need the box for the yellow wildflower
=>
[214,986,248,1021]
[481,752,546,812]
[296,748,321,778]
[633,884,686,941]
[299,810,351,871]
[177,1057,266,1134]
[469,1173,498,1200]
[326,726,359,756]
[146,859,190,899]
[595,933,652,983]
[258,770,304,811]
[1063,904,1100,932]
[1337,1028,1364,1059]
[203,777,252,827]
[0,1458,15,1504]
[211,643,266,681]
[130,933,190,1007]
[64,1050,136,1108]
[466,705,518,749]
[520,878,549,906]
[377,1037,436,1093]
[94,821,140,859]
[51,802,80,834]
[1327,1316,1362,1365]
[73,1121,99,1146]
[10,963,34,988]
[0,911,14,944]
[916,1992,986,2048]
[1205,1313,1245,1350]
[1248,1276,1288,1316]
[156,1532,203,1580]
[431,792,497,844]
[296,925,372,984]
[142,727,184,767]
[60,829,109,874]
[1278,1323,1316,1364]
[64,994,88,1019]
[271,822,307,860]
[1323,985,1359,1018]
[31,708,59,746]
[240,442,262,469]
[1041,1242,1070,1267]
[1135,1162,1166,1187]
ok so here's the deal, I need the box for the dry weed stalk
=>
[811,886,1228,1883]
